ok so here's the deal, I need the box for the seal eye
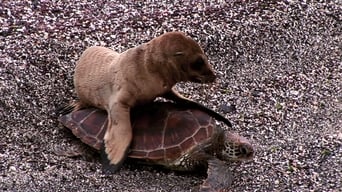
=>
[190,57,204,71]
[174,52,184,56]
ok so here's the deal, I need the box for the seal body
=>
[73,32,219,172]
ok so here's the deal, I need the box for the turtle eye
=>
[240,144,254,159]
[240,146,248,155]
[190,57,205,71]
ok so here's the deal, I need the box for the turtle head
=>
[221,131,254,161]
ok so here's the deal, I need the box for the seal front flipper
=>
[101,103,133,174]
[163,88,233,127]
[100,143,129,174]
[101,127,131,173]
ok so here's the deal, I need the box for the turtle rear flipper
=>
[200,159,233,192]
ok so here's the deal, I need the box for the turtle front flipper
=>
[200,159,233,192]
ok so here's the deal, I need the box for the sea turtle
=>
[58,102,254,191]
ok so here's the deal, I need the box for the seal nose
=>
[203,71,216,83]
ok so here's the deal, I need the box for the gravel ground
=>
[1,1,341,191]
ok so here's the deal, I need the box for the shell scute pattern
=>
[59,102,254,191]
[163,111,198,146]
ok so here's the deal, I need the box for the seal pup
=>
[73,32,231,172]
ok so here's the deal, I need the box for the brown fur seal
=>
[73,32,231,172]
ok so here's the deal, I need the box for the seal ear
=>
[143,39,163,73]
[144,42,179,74]
[144,32,187,73]
[144,52,167,73]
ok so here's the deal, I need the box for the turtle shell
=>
[59,102,217,162]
